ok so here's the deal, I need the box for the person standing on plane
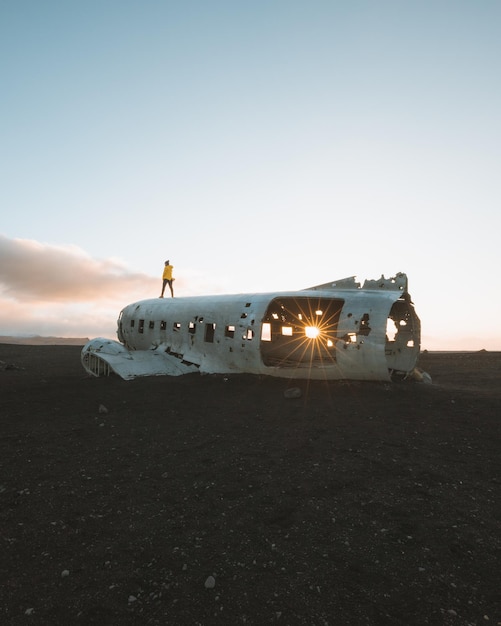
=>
[160,260,174,297]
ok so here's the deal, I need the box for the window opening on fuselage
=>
[261,323,272,341]
[345,332,357,344]
[138,319,145,334]
[189,322,196,335]
[173,322,181,331]
[160,321,167,331]
[149,321,155,330]
[204,323,216,343]
[242,329,254,340]
[358,313,371,336]
[130,319,135,328]
[225,325,235,338]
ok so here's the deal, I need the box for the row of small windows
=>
[129,317,323,343]
[130,318,254,342]
[129,316,333,345]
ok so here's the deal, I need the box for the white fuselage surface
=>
[81,273,421,381]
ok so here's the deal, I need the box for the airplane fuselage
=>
[81,274,421,381]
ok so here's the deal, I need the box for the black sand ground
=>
[1,345,500,625]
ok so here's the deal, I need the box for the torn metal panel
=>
[81,273,421,381]
[81,338,199,379]
[307,272,408,293]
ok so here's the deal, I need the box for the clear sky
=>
[1,1,500,349]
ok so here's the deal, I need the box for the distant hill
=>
[0,336,89,346]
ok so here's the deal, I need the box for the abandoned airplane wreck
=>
[81,273,421,381]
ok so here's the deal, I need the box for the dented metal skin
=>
[81,273,421,381]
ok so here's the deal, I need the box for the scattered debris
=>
[284,387,302,399]
[411,367,432,384]
[204,575,216,589]
[0,360,24,371]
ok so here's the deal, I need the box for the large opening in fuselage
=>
[385,296,421,375]
[260,297,343,366]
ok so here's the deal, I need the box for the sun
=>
[304,325,320,339]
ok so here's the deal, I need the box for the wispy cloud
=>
[0,234,158,337]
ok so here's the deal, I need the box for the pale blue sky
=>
[1,1,500,348]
